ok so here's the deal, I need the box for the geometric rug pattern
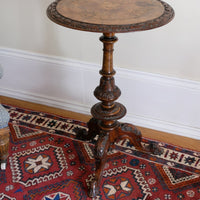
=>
[0,104,199,200]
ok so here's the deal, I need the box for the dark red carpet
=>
[0,104,199,200]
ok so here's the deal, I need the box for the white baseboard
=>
[0,47,200,140]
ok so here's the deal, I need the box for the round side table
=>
[47,0,174,197]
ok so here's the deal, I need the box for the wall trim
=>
[0,47,200,140]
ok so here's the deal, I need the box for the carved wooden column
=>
[92,33,126,130]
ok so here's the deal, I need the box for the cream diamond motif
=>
[25,154,52,173]
[9,144,68,187]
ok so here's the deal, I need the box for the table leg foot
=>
[144,141,164,155]
[88,180,99,198]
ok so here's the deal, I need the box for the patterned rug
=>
[0,104,200,200]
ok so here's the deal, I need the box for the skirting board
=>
[0,47,200,140]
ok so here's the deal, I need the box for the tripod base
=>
[75,118,163,197]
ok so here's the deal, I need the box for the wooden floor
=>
[1,95,199,151]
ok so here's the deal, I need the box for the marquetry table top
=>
[47,0,174,33]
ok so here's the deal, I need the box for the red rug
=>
[0,104,200,200]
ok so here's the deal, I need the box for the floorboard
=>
[1,95,199,151]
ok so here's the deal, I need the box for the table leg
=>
[88,132,110,197]
[115,123,163,155]
[75,118,99,142]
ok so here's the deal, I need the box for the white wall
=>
[0,0,200,140]
[1,48,200,140]
[0,0,200,81]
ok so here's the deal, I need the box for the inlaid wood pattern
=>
[47,0,174,33]
[57,0,164,25]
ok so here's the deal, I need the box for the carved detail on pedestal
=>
[94,77,121,102]
[120,123,141,135]
[91,102,126,121]
[116,123,144,151]
[116,123,163,155]
[94,133,109,158]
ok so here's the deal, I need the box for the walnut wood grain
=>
[57,0,164,25]
[47,0,174,33]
